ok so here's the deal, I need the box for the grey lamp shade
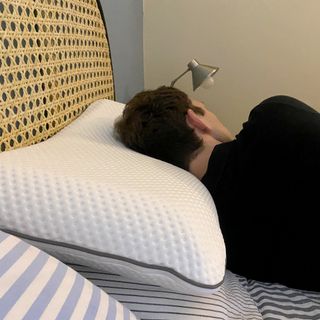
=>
[188,59,219,91]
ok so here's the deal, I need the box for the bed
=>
[0,1,319,319]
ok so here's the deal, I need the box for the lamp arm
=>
[170,68,190,87]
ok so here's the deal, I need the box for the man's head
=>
[114,86,205,170]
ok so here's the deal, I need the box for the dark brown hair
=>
[114,86,204,170]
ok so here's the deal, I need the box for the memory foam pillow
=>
[0,99,226,294]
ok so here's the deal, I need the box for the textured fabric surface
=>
[69,263,263,320]
[239,276,320,320]
[0,230,138,320]
[0,0,114,152]
[0,99,226,294]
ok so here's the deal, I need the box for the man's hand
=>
[191,99,235,143]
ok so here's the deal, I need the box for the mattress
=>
[68,264,262,320]
[68,263,320,320]
[1,227,319,320]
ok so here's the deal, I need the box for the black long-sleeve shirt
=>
[201,95,320,291]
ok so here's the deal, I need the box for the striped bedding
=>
[1,229,319,319]
[239,277,320,320]
[69,264,262,320]
[0,230,137,320]
[70,264,320,320]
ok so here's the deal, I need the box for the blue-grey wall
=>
[101,0,144,103]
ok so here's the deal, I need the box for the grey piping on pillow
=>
[1,228,225,290]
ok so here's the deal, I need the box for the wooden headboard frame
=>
[0,0,114,152]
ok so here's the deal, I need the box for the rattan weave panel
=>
[0,0,114,152]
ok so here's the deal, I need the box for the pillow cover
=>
[0,99,226,294]
[0,230,138,320]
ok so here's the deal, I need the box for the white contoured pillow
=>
[0,99,226,294]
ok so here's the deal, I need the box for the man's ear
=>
[186,109,209,133]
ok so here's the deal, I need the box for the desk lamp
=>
[170,59,219,91]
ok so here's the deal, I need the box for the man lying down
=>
[114,86,320,292]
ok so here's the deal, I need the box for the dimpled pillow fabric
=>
[0,99,226,294]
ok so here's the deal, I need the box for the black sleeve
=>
[236,95,320,152]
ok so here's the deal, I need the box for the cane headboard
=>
[0,0,114,152]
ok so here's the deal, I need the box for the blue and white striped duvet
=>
[0,230,138,320]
